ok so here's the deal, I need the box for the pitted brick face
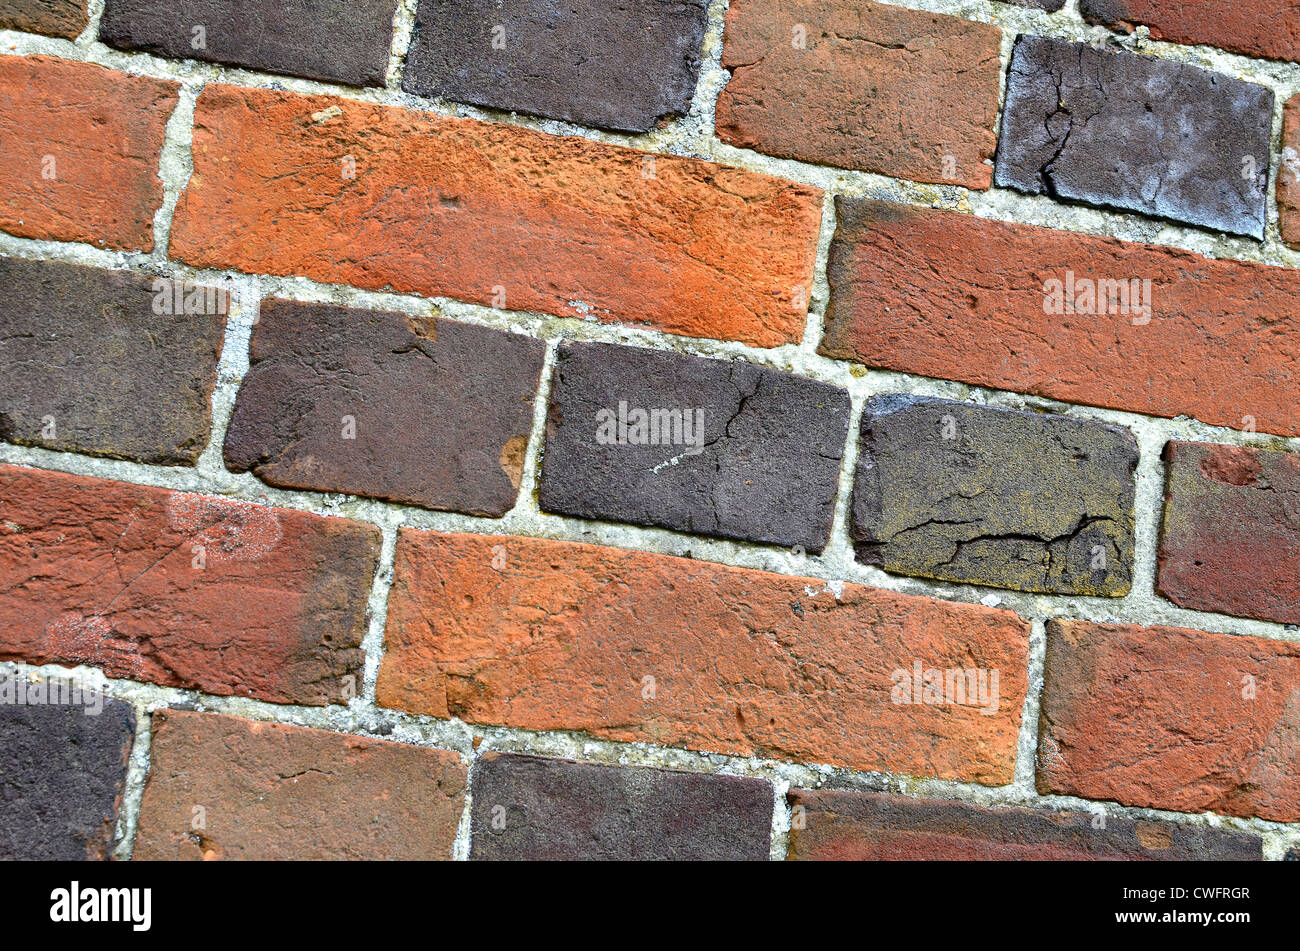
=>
[0,257,226,466]
[223,299,545,516]
[403,0,709,133]
[1158,441,1300,624]
[852,395,1137,596]
[717,0,1002,188]
[100,0,399,87]
[0,466,380,705]
[995,35,1272,239]
[0,694,136,860]
[0,0,87,37]
[538,340,851,552]
[469,753,772,860]
[786,789,1263,861]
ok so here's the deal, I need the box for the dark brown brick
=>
[1157,441,1300,624]
[134,710,466,859]
[402,0,708,132]
[0,687,136,860]
[995,35,1272,238]
[100,0,398,87]
[469,752,772,860]
[0,258,226,466]
[717,0,1002,188]
[787,789,1263,860]
[0,0,87,37]
[852,396,1137,595]
[0,465,380,706]
[538,341,851,552]
[224,299,545,516]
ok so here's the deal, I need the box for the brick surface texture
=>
[717,0,1003,188]
[100,0,399,87]
[224,298,545,515]
[0,465,380,705]
[469,753,772,860]
[0,257,226,465]
[4,0,1300,864]
[134,710,466,859]
[403,0,710,132]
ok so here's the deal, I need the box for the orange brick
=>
[170,84,823,347]
[376,530,1029,785]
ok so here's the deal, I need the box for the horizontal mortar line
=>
[8,22,1300,272]
[2,232,1299,453]
[1,430,1297,645]
[4,656,1296,848]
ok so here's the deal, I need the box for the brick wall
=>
[1,0,1297,862]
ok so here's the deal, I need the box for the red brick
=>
[1038,619,1300,822]
[0,465,380,705]
[786,789,1263,860]
[170,84,823,348]
[1278,94,1300,250]
[134,710,466,860]
[822,198,1300,436]
[0,0,87,37]
[1158,441,1300,624]
[718,0,1001,188]
[0,55,178,252]
[377,530,1029,785]
[1082,0,1300,64]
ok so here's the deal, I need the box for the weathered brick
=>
[1082,0,1300,64]
[1038,619,1300,822]
[0,689,135,860]
[403,0,709,133]
[0,465,380,705]
[377,531,1029,785]
[0,55,179,251]
[224,299,544,516]
[853,396,1137,595]
[1157,441,1300,625]
[1278,94,1300,250]
[469,753,772,860]
[717,0,1001,188]
[995,35,1271,239]
[538,342,850,551]
[822,198,1300,436]
[100,0,398,87]
[134,710,465,859]
[0,257,226,466]
[0,0,86,37]
[169,84,821,348]
[786,789,1263,860]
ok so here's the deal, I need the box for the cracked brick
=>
[0,257,226,466]
[376,530,1030,785]
[402,0,709,133]
[223,299,545,516]
[994,35,1272,239]
[822,198,1300,436]
[100,0,398,87]
[786,789,1263,860]
[134,710,466,859]
[0,465,380,705]
[0,55,178,251]
[0,0,86,37]
[469,753,772,860]
[169,84,822,348]
[0,692,135,860]
[716,0,1002,188]
[1038,619,1300,822]
[1082,0,1300,64]
[851,395,1137,595]
[538,341,851,552]
[1157,441,1300,624]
